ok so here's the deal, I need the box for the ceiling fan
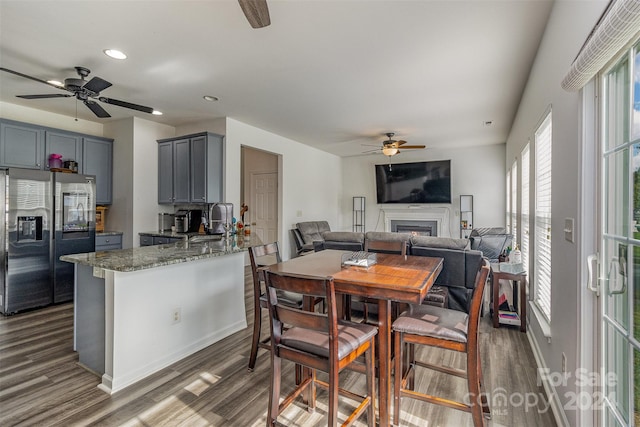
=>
[0,66,155,118]
[363,133,426,157]
[238,0,271,28]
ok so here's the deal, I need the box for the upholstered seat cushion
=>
[321,231,365,243]
[410,235,470,250]
[260,290,304,309]
[393,304,469,344]
[423,285,448,308]
[365,231,412,242]
[280,320,377,360]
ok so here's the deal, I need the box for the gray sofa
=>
[295,221,364,253]
[409,235,484,312]
[469,227,512,262]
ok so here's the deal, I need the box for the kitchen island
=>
[61,234,259,394]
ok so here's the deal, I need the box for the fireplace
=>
[392,220,438,236]
[382,208,451,238]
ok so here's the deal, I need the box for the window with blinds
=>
[534,111,552,322]
[511,160,518,246]
[521,144,530,276]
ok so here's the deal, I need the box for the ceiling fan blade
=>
[396,140,408,146]
[98,97,154,114]
[17,94,73,99]
[84,100,111,118]
[238,0,271,28]
[0,67,71,91]
[362,148,382,154]
[399,145,426,149]
[83,76,112,94]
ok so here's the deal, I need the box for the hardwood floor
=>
[0,267,557,426]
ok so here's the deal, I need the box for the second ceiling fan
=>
[363,133,426,157]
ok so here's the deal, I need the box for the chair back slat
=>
[265,270,338,344]
[249,242,282,295]
[365,239,407,255]
[466,258,491,343]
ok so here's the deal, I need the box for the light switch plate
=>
[564,218,575,243]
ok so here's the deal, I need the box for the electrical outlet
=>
[172,307,181,324]
[562,352,567,373]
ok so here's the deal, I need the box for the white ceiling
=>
[0,0,554,157]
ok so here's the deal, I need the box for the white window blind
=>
[506,169,511,233]
[511,160,518,247]
[521,144,530,276]
[534,112,553,321]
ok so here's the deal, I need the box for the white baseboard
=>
[527,331,570,427]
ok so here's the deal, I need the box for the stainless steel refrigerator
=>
[0,168,95,314]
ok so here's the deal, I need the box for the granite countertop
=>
[97,231,123,236]
[61,234,262,272]
[139,230,195,239]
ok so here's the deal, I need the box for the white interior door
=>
[251,172,278,244]
[599,40,640,427]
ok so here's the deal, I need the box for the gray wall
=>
[505,1,608,425]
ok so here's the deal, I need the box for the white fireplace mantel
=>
[382,207,451,238]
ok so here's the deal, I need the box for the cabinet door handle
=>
[105,239,110,243]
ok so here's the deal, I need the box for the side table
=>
[491,268,527,332]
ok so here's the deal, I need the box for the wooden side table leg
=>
[492,273,499,328]
[520,278,527,333]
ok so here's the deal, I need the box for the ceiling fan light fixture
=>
[382,146,399,156]
[152,110,163,115]
[103,49,127,60]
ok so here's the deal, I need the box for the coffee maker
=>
[207,203,233,234]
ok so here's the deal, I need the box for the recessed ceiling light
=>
[483,120,493,127]
[203,95,219,102]
[152,110,163,116]
[47,80,63,86]
[103,49,127,60]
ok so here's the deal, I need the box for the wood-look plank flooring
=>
[0,267,557,426]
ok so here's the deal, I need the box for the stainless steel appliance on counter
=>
[0,168,95,315]
[174,209,202,233]
[207,203,233,234]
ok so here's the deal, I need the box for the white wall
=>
[0,101,103,136]
[175,118,226,136]
[504,1,607,425]
[340,144,506,235]
[132,117,175,245]
[104,117,175,248]
[226,118,342,259]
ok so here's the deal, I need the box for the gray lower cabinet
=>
[0,120,44,169]
[157,132,223,204]
[140,235,184,246]
[96,234,122,251]
[0,119,114,204]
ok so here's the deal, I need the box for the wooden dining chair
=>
[349,239,408,323]
[248,242,325,371]
[392,258,491,426]
[264,269,377,427]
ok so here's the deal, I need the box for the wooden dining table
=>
[266,249,444,427]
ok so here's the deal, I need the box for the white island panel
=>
[100,251,246,394]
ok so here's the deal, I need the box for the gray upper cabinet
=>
[158,132,224,204]
[0,120,44,169]
[45,131,82,170]
[158,141,175,204]
[173,139,191,204]
[190,133,223,203]
[82,137,113,205]
[0,119,114,204]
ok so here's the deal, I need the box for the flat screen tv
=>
[375,160,451,204]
